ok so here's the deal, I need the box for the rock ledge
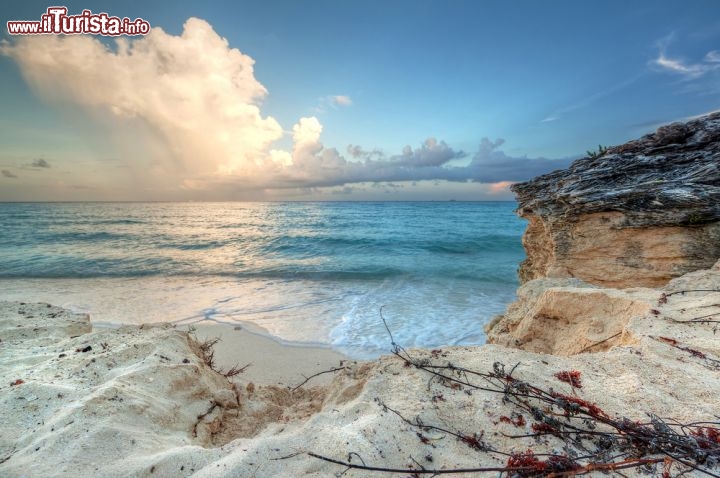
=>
[513,112,720,287]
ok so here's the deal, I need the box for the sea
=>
[0,202,525,358]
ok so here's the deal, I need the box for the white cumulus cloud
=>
[1,18,283,184]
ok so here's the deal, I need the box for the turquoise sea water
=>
[0,202,525,358]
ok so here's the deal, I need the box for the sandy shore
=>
[2,260,720,477]
[181,322,349,387]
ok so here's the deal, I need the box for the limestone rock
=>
[486,263,720,361]
[513,112,720,288]
[485,278,647,355]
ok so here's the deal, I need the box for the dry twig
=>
[303,309,720,476]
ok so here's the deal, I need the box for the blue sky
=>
[0,1,719,200]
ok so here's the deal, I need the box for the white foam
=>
[0,275,516,358]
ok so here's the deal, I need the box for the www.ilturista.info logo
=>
[7,7,150,36]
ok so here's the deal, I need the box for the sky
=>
[0,1,719,201]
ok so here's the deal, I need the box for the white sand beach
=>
[2,259,719,477]
[183,322,349,387]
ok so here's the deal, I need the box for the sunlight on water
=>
[0,202,525,358]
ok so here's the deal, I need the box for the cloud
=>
[346,144,383,159]
[394,138,463,167]
[2,170,18,179]
[654,53,706,78]
[1,17,572,200]
[706,51,720,63]
[1,18,283,186]
[543,33,720,125]
[651,34,720,80]
[240,133,571,190]
[314,94,353,113]
[459,138,572,184]
[541,74,642,123]
[332,95,352,107]
[29,158,51,168]
[488,181,515,194]
[330,185,357,195]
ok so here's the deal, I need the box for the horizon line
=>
[0,199,518,204]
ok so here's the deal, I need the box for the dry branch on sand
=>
[656,290,720,327]
[191,333,251,379]
[303,310,720,477]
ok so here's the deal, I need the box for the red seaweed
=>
[554,370,582,388]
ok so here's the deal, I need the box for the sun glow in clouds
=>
[488,181,515,194]
[1,17,570,200]
[2,18,292,181]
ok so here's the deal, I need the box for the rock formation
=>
[513,112,720,288]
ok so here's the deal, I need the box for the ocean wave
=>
[0,202,525,283]
[0,267,521,287]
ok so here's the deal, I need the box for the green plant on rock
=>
[688,213,703,225]
[586,144,608,160]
